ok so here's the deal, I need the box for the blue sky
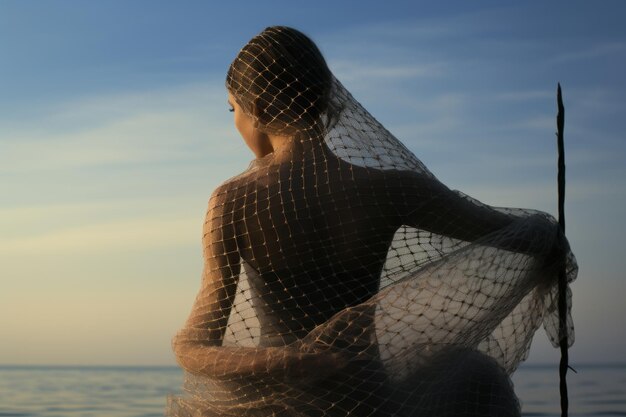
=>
[1,1,625,366]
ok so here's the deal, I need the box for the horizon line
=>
[1,362,625,370]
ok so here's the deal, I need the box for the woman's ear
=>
[250,100,265,128]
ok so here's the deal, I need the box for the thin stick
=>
[556,83,569,417]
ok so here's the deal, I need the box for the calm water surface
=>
[0,366,182,417]
[512,364,626,417]
[0,364,624,416]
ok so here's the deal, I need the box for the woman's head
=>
[226,26,332,137]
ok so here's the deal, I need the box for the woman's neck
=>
[266,133,305,163]
[265,129,330,164]
[267,133,293,156]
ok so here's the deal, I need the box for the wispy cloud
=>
[0,83,244,174]
[551,42,626,64]
[492,91,554,102]
[0,213,197,255]
[330,60,443,83]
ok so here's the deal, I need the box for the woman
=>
[167,26,576,417]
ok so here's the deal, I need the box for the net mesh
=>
[166,26,577,417]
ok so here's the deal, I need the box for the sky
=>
[1,1,625,367]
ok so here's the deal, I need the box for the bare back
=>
[216,143,413,346]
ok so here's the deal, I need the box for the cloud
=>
[492,91,554,102]
[550,42,626,64]
[0,82,243,174]
[329,60,443,83]
[0,207,198,256]
[0,215,199,256]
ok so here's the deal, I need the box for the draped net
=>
[166,26,577,417]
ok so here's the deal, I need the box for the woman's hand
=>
[268,346,353,382]
[543,226,570,272]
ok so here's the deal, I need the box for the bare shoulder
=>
[203,178,246,234]
[207,165,269,212]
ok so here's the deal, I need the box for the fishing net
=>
[166,26,577,417]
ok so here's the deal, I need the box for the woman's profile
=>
[167,26,576,417]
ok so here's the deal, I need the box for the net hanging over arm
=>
[166,26,577,417]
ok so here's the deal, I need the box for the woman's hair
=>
[226,26,333,136]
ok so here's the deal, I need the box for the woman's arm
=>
[173,334,349,379]
[177,185,240,348]
[399,172,558,255]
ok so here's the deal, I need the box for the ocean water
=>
[512,364,626,417]
[0,364,624,417]
[0,366,182,417]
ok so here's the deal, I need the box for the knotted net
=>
[167,26,577,417]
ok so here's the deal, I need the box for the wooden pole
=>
[556,83,569,417]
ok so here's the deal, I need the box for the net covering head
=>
[226,26,332,137]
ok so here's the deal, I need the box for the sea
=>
[0,364,624,417]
